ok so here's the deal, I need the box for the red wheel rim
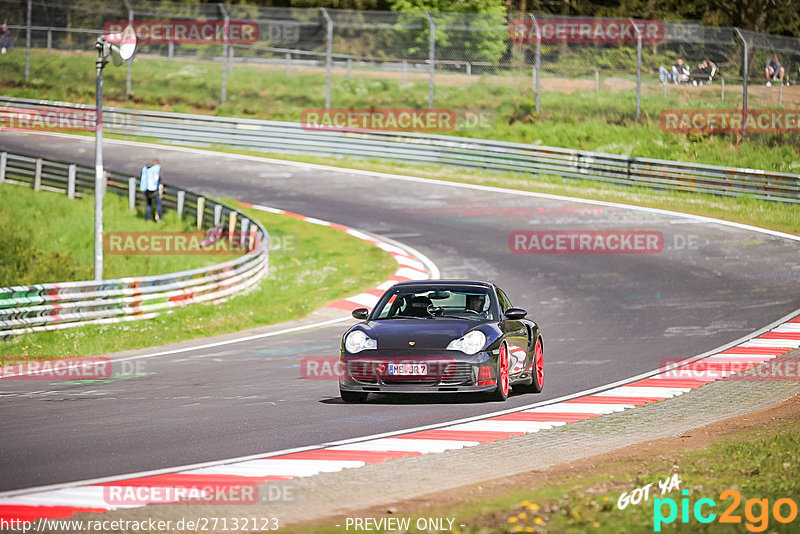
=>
[499,344,509,396]
[534,339,543,386]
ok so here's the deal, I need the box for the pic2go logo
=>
[653,489,799,532]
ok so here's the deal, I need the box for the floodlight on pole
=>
[93,26,136,280]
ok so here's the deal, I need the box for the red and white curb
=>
[1,313,797,522]
[236,202,436,312]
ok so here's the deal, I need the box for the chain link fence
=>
[2,0,800,139]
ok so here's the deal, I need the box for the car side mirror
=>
[505,307,527,320]
[352,308,369,320]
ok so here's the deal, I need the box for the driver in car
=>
[465,294,486,315]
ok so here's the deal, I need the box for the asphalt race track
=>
[1,133,798,493]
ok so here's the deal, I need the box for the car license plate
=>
[388,363,427,375]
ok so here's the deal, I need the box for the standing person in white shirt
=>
[139,159,163,222]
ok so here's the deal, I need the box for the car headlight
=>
[344,330,377,353]
[446,330,486,355]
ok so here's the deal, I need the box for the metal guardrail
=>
[1,96,796,203]
[0,150,270,338]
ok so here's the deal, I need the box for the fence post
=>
[346,57,352,78]
[33,158,42,191]
[47,29,52,54]
[663,80,667,98]
[25,0,31,83]
[424,11,435,108]
[779,81,783,107]
[721,77,725,102]
[67,164,76,198]
[631,18,642,120]
[228,211,237,242]
[177,190,185,218]
[529,14,541,113]
[321,8,333,109]
[466,62,471,85]
[128,177,136,210]
[285,52,291,77]
[0,152,6,183]
[734,28,748,136]
[219,3,229,105]
[240,218,250,248]
[168,42,174,64]
[401,60,407,85]
[214,204,222,226]
[197,197,205,230]
[595,69,599,93]
[123,0,133,100]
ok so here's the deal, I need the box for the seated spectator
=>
[765,54,786,87]
[1,22,11,54]
[659,57,689,85]
[691,59,716,86]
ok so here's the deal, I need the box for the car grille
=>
[440,362,473,384]
[347,361,378,383]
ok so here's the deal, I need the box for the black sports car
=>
[338,280,543,403]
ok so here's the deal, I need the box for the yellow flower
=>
[508,517,518,524]
[518,512,527,520]
[603,496,609,502]
[520,500,530,507]
[513,527,523,533]
[525,528,535,533]
[593,522,601,528]
[528,503,540,511]
[534,517,544,525]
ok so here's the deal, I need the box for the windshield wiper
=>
[433,314,474,320]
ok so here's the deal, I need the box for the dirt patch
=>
[288,393,800,530]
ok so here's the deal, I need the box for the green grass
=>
[0,194,397,360]
[283,421,800,533]
[3,50,799,173]
[0,182,223,285]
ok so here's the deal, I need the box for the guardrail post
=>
[177,190,185,218]
[214,204,222,226]
[721,78,725,102]
[33,158,42,191]
[197,196,205,230]
[424,11,435,108]
[285,52,291,77]
[128,177,136,210]
[240,218,250,248]
[466,62,471,85]
[168,42,174,64]
[228,211,237,242]
[321,8,333,109]
[67,164,76,198]
[25,0,31,83]
[0,152,6,183]
[47,29,52,54]
[595,70,599,93]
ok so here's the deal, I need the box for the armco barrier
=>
[0,151,269,338]
[1,96,798,203]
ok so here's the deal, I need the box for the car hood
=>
[364,319,481,350]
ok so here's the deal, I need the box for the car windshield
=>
[372,287,495,321]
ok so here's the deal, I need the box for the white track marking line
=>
[186,459,365,478]
[445,420,564,433]
[330,439,479,453]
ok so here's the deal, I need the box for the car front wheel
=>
[489,343,510,401]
